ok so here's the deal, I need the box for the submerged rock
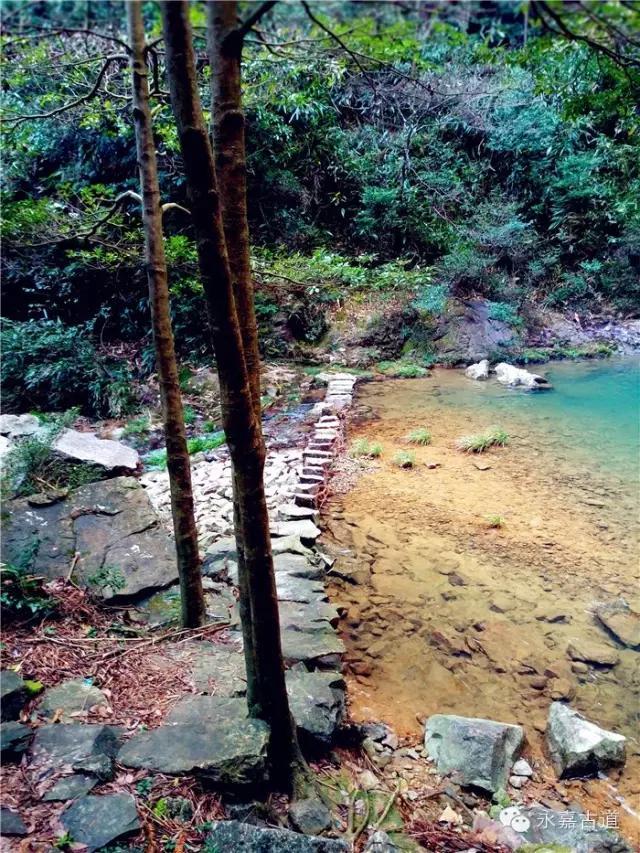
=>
[546,701,626,778]
[424,713,524,793]
[53,428,139,471]
[61,793,140,851]
[494,362,552,390]
[119,697,269,786]
[206,820,349,851]
[465,359,490,380]
[595,600,640,650]
[567,639,619,668]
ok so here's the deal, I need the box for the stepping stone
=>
[278,504,319,523]
[294,494,318,509]
[206,819,349,851]
[286,671,345,750]
[30,724,122,783]
[275,553,325,580]
[180,640,246,697]
[424,714,524,793]
[1,671,26,721]
[38,679,108,722]
[279,599,338,630]
[270,519,321,542]
[281,627,345,667]
[275,574,327,604]
[0,721,33,761]
[271,535,314,558]
[61,793,140,852]
[43,773,97,801]
[119,698,269,786]
[566,639,619,668]
[0,807,27,837]
[53,429,139,471]
[546,702,626,778]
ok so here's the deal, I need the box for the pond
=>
[322,358,639,831]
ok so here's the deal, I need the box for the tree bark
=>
[126,0,205,629]
[160,0,303,792]
[206,0,263,712]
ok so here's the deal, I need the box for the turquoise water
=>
[429,358,640,488]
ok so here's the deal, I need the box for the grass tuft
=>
[349,438,382,459]
[486,514,506,529]
[406,427,432,446]
[377,360,428,378]
[392,450,416,469]
[456,426,509,454]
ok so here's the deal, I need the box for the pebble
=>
[509,775,527,789]
[512,759,533,777]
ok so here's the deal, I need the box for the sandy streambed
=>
[322,366,640,842]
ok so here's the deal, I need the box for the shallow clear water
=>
[425,358,640,488]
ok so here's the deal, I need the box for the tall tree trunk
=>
[160,0,304,792]
[126,0,205,629]
[206,0,262,712]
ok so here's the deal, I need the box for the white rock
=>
[465,359,490,381]
[0,413,42,437]
[0,434,14,462]
[494,362,552,390]
[512,758,533,777]
[53,429,139,470]
[358,770,379,791]
[509,774,527,788]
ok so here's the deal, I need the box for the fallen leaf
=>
[438,804,463,826]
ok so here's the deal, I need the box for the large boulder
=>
[464,359,490,381]
[494,362,552,390]
[206,820,349,852]
[119,697,269,787]
[1,477,178,599]
[0,414,42,438]
[52,429,139,471]
[424,714,524,793]
[546,702,626,778]
[61,793,140,851]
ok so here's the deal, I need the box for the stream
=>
[322,358,639,832]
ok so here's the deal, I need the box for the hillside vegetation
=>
[2,1,639,416]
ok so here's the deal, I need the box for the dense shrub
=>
[1,319,135,417]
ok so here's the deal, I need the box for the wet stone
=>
[61,793,141,852]
[595,600,640,650]
[567,639,620,668]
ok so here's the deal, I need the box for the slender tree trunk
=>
[126,0,205,629]
[161,0,305,792]
[206,0,263,712]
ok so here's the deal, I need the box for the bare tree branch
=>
[238,1,278,39]
[5,55,128,127]
[4,26,131,54]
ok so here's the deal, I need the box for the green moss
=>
[377,360,428,378]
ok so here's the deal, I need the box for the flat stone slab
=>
[595,600,640,650]
[275,573,327,604]
[281,627,345,667]
[271,519,322,541]
[424,714,524,793]
[61,793,140,851]
[274,553,325,580]
[30,724,122,783]
[38,679,108,721]
[278,504,320,523]
[1,671,26,720]
[207,820,349,851]
[0,413,41,438]
[119,697,269,786]
[179,640,247,696]
[1,477,177,599]
[53,428,139,470]
[546,701,626,778]
[286,670,345,750]
[1,721,33,760]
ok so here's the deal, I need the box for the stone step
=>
[294,493,317,509]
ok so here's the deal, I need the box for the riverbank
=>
[322,361,640,846]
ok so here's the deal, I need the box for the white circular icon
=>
[499,806,531,833]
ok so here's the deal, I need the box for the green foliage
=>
[145,432,226,469]
[377,361,427,378]
[392,450,416,469]
[123,416,151,439]
[1,320,135,418]
[457,427,509,453]
[1,560,55,620]
[86,565,126,596]
[406,427,432,446]
[182,405,197,425]
[486,515,506,529]
[349,438,382,459]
